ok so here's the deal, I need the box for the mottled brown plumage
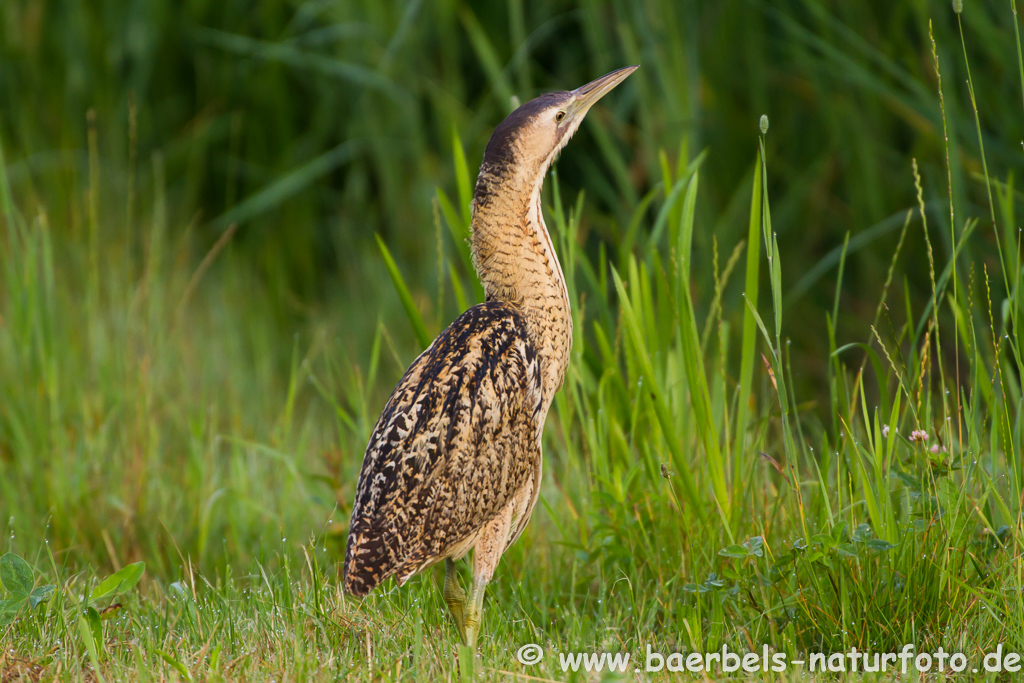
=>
[343,66,637,648]
[344,301,543,594]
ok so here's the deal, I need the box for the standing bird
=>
[343,66,638,649]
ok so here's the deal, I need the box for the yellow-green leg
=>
[445,558,477,681]
[444,501,516,652]
[463,502,515,650]
[443,559,467,640]
[463,578,489,650]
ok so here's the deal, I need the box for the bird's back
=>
[344,301,544,596]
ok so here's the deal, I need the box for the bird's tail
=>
[343,528,394,596]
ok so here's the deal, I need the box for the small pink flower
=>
[930,444,946,454]
[910,429,929,442]
[882,425,891,437]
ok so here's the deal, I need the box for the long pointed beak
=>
[569,66,639,118]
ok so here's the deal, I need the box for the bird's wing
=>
[343,301,543,595]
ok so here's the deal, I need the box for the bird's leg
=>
[462,577,489,650]
[443,558,467,641]
[464,503,515,649]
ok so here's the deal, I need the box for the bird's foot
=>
[446,600,466,640]
[443,559,468,640]
[462,579,487,650]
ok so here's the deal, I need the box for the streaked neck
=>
[470,161,572,405]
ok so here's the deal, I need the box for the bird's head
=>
[474,66,638,206]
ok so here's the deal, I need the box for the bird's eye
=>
[555,111,566,123]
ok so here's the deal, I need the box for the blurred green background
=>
[3,0,1018,376]
[1,0,1021,573]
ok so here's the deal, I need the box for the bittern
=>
[343,66,638,649]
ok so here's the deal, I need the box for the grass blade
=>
[376,234,432,349]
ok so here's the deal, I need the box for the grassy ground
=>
[2,1,1024,681]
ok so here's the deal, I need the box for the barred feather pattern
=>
[343,301,544,596]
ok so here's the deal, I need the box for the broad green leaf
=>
[719,545,749,559]
[810,533,833,547]
[91,561,146,601]
[891,468,919,490]
[743,536,765,557]
[836,543,859,558]
[866,539,896,552]
[0,553,33,598]
[0,597,26,625]
[704,573,727,588]
[774,551,796,567]
[29,584,55,608]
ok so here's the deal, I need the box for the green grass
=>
[2,1,1024,681]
